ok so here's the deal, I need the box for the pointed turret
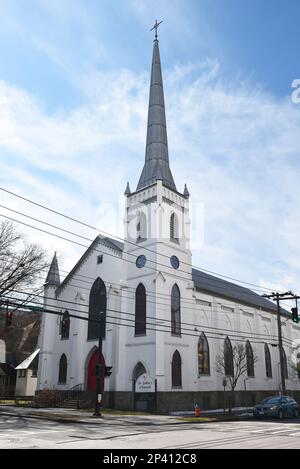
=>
[124,182,131,195]
[136,37,176,192]
[183,184,190,199]
[44,252,60,287]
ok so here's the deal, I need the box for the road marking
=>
[266,429,299,435]
[250,426,291,433]
[0,429,64,436]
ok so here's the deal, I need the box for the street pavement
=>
[1,406,300,449]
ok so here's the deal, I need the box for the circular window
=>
[170,255,180,270]
[136,255,147,268]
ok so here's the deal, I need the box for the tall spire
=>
[136,32,176,192]
[45,252,60,287]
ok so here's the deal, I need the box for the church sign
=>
[135,373,155,393]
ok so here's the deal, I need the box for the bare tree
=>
[216,342,258,414]
[0,221,49,303]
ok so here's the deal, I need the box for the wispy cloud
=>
[0,52,300,293]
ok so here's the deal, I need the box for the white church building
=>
[37,34,300,412]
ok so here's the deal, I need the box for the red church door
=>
[87,349,105,391]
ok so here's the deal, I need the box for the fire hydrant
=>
[194,404,201,417]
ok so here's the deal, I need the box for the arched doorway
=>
[87,349,106,391]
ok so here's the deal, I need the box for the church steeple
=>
[136,34,176,192]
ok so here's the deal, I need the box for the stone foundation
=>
[113,390,300,413]
[35,389,300,413]
[155,390,300,413]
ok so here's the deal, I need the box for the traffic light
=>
[105,366,112,377]
[291,307,299,323]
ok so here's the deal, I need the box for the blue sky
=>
[1,0,299,106]
[0,0,300,297]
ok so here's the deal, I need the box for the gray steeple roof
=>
[136,38,176,192]
[45,252,60,287]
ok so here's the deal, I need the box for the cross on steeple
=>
[150,19,163,40]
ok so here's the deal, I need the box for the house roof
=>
[192,268,278,312]
[15,348,40,370]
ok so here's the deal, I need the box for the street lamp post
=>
[223,378,227,415]
[93,311,104,417]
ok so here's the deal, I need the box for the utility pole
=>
[275,293,286,395]
[263,291,299,396]
[93,311,104,417]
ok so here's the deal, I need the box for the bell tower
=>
[118,26,193,396]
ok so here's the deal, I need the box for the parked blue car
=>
[253,396,299,419]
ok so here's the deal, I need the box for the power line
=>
[4,296,291,349]
[4,289,293,347]
[4,254,275,311]
[3,267,289,348]
[0,212,278,308]
[0,207,272,297]
[0,187,279,293]
[1,195,294,352]
[2,256,286,344]
[7,287,282,341]
[2,255,291,348]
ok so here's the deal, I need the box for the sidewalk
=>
[0,404,254,425]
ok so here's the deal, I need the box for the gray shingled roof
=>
[192,268,277,312]
[136,38,176,192]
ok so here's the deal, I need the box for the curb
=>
[0,408,253,426]
[0,409,177,425]
[0,410,89,425]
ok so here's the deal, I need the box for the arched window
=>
[264,343,272,378]
[88,278,107,340]
[132,362,146,381]
[171,284,181,336]
[137,212,147,241]
[246,340,255,377]
[172,350,182,387]
[170,212,179,241]
[135,283,146,335]
[58,354,67,384]
[198,333,210,375]
[282,347,288,379]
[224,337,234,377]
